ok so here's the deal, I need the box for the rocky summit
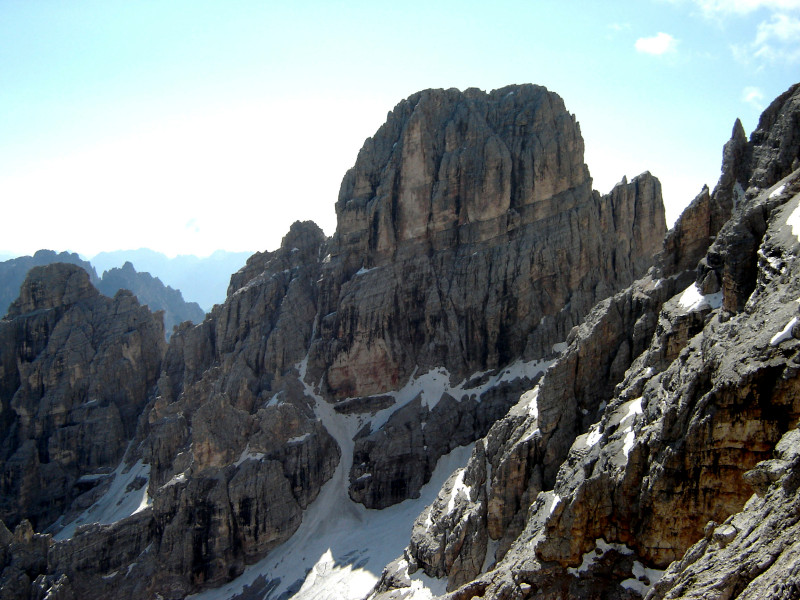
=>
[0,82,798,600]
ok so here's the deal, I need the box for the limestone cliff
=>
[370,82,800,600]
[309,86,664,401]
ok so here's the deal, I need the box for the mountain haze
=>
[90,249,252,311]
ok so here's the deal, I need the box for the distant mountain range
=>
[89,248,252,311]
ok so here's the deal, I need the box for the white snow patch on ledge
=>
[787,202,800,241]
[770,184,786,198]
[234,445,266,466]
[622,430,636,458]
[549,493,561,515]
[519,386,539,418]
[625,397,643,420]
[567,538,634,575]
[678,283,722,312]
[361,357,554,433]
[621,560,665,595]
[586,425,602,447]
[771,317,798,346]
[53,459,151,541]
[446,469,471,515]
[162,471,188,488]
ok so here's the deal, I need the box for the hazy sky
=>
[1,0,798,258]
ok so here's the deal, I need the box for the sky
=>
[0,0,798,259]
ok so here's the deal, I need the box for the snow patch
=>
[619,397,642,459]
[354,266,377,276]
[549,493,561,515]
[54,459,151,541]
[407,567,448,599]
[162,471,188,488]
[552,341,568,354]
[758,248,783,272]
[481,538,499,573]
[586,425,602,447]
[625,397,642,420]
[622,430,636,458]
[678,283,722,312]
[770,184,786,198]
[787,202,800,241]
[770,317,798,346]
[567,538,634,575]
[189,353,476,600]
[445,469,471,515]
[519,386,539,418]
[360,358,553,434]
[621,560,665,595]
[234,445,266,466]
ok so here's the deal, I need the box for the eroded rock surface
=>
[372,81,800,600]
[0,264,165,531]
[308,86,665,508]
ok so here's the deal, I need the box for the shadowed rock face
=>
[0,264,165,531]
[0,250,100,317]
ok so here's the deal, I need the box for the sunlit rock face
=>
[371,82,800,600]
[310,85,665,403]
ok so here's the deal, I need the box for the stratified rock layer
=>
[304,86,665,508]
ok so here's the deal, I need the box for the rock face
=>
[0,250,99,316]
[1,252,206,341]
[0,84,669,600]
[310,86,664,401]
[97,261,205,339]
[306,86,665,508]
[0,264,165,531]
[371,82,800,600]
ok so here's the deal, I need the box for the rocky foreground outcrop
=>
[370,83,800,599]
[0,83,669,600]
